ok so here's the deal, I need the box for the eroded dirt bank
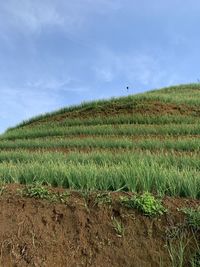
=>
[0,185,199,267]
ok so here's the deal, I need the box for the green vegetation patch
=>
[120,192,166,216]
[21,184,69,203]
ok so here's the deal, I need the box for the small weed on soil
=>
[112,217,125,237]
[94,192,112,206]
[0,184,6,196]
[20,184,69,203]
[120,192,166,216]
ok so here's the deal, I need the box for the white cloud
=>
[94,67,114,82]
[0,1,63,33]
[0,76,90,119]
[93,46,178,87]
[0,76,92,132]
[0,0,123,35]
[25,77,90,93]
[84,0,122,13]
[0,84,63,132]
[26,78,71,91]
[0,87,59,119]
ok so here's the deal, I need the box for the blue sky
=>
[0,0,200,133]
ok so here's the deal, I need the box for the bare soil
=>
[0,185,199,267]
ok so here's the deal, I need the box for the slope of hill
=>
[1,83,200,196]
[0,83,200,266]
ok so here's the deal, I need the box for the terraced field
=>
[1,84,200,267]
[1,84,200,197]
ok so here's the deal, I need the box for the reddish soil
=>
[0,184,200,267]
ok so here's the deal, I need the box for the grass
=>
[112,218,125,237]
[164,226,200,267]
[181,208,200,230]
[191,251,200,267]
[167,234,189,267]
[0,184,6,196]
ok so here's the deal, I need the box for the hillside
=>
[0,83,200,266]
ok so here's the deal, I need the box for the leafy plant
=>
[120,192,166,216]
[21,185,50,199]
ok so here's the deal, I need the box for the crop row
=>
[0,159,199,198]
[0,150,199,170]
[0,137,199,151]
[6,114,200,133]
[2,123,200,140]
